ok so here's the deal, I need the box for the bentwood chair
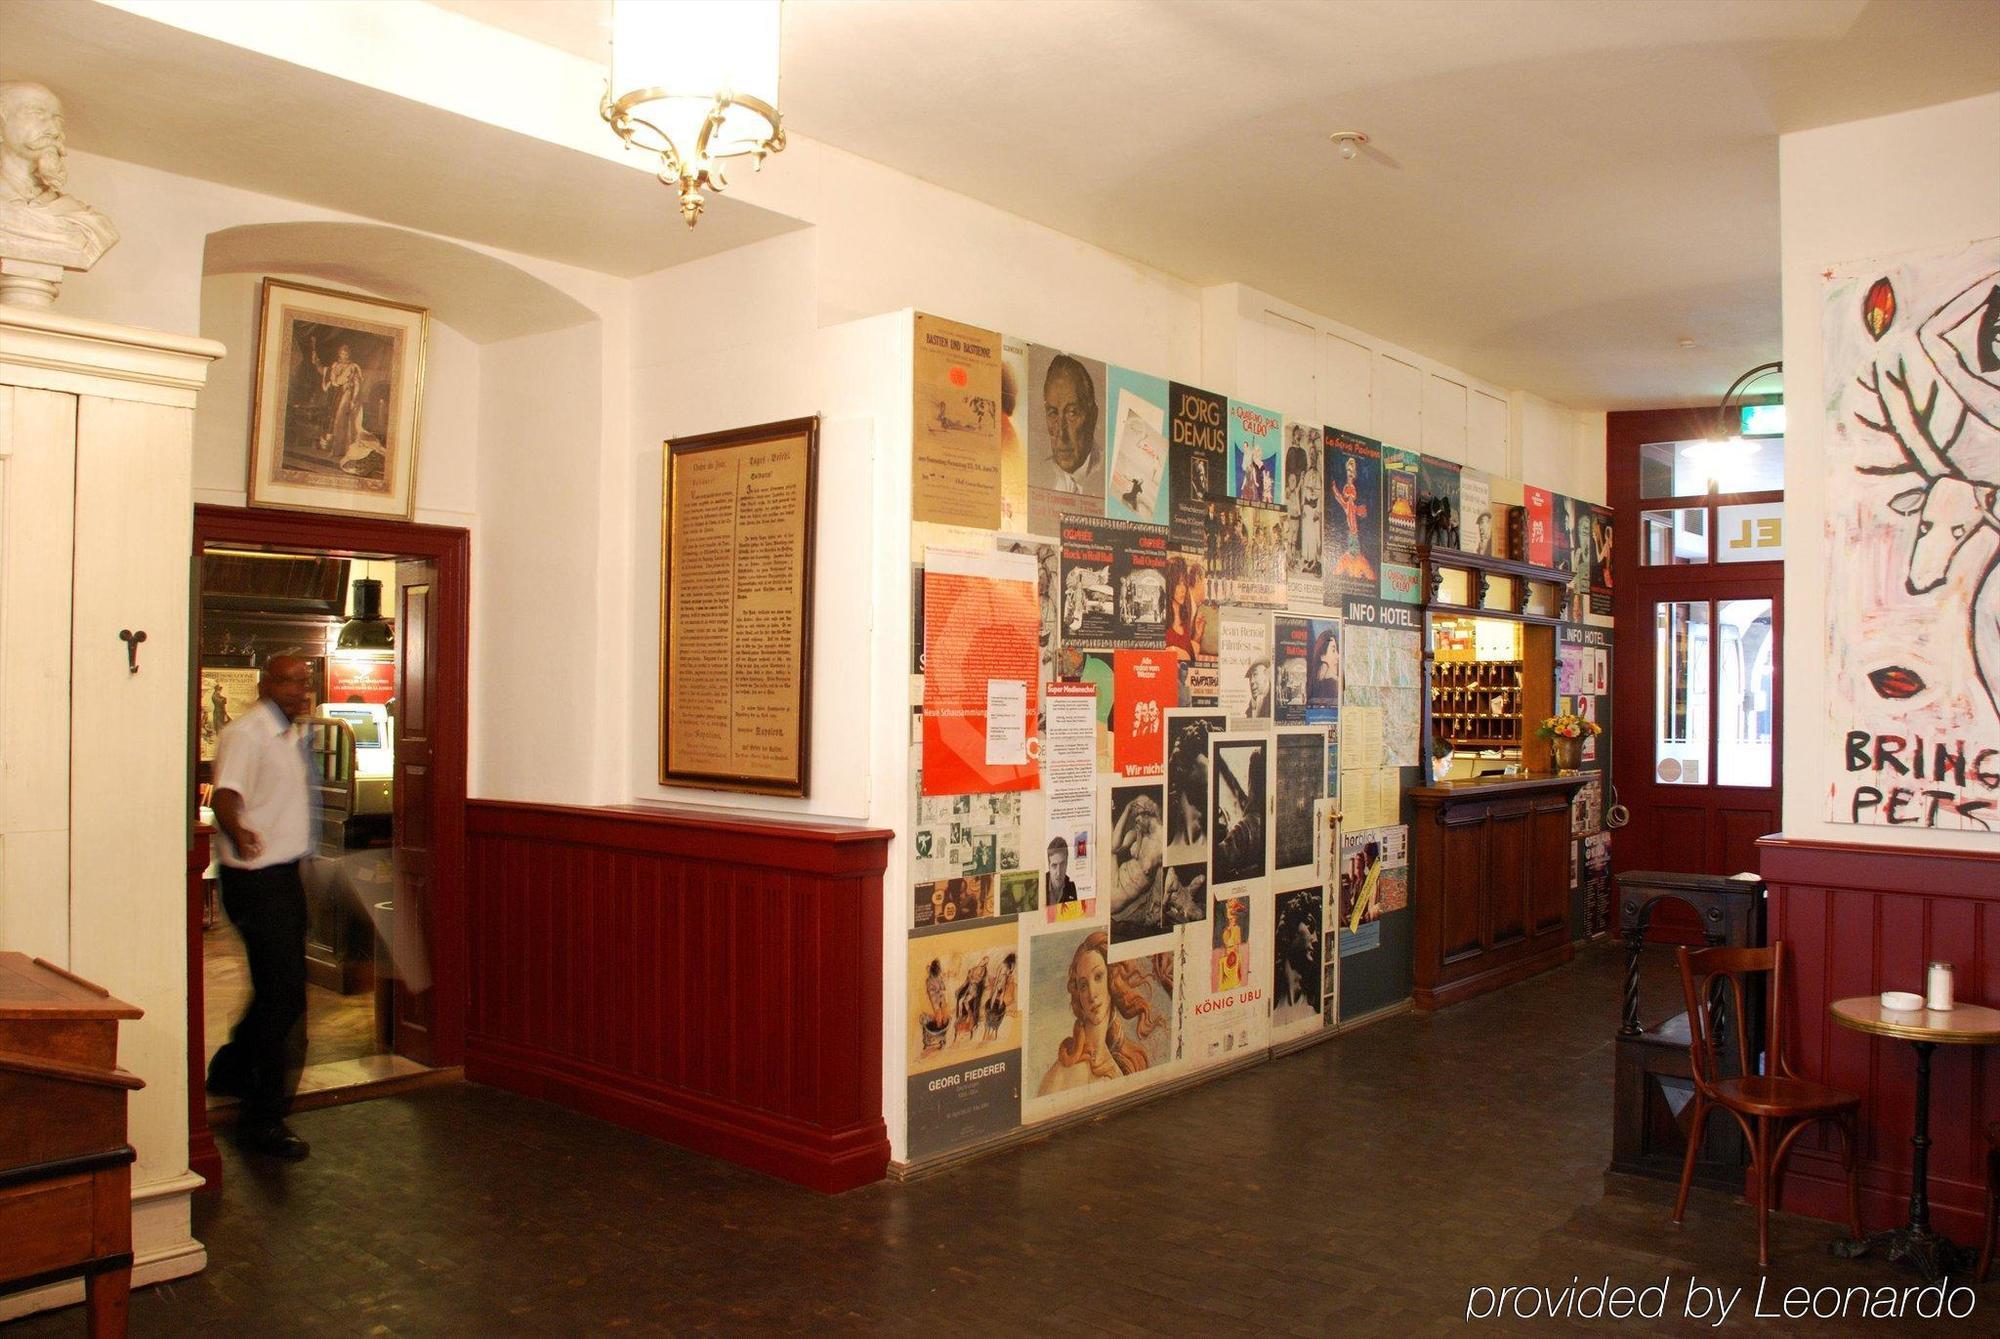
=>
[1670,943,1864,1267]
[1979,1121,1999,1283]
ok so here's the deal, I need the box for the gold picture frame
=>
[660,417,819,796]
[247,278,428,519]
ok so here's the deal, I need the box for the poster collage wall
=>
[904,313,1609,1160]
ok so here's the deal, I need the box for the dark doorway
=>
[187,505,468,1190]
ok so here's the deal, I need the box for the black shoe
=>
[238,1121,310,1161]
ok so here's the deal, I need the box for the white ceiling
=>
[436,0,2000,411]
[9,1,2000,411]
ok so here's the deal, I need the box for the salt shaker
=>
[1926,961,1955,1012]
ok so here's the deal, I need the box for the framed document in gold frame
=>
[247,278,428,518]
[660,417,820,796]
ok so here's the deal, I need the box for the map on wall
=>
[1821,236,2000,831]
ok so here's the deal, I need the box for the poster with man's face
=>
[1026,345,1108,533]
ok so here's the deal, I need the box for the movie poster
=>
[1271,884,1324,1039]
[1273,614,1313,724]
[1026,344,1109,535]
[1304,617,1340,725]
[1228,400,1282,505]
[1460,468,1496,557]
[1105,367,1172,526]
[1106,780,1174,949]
[906,922,1023,1159]
[1162,549,1213,676]
[1282,423,1325,591]
[1273,726,1327,878]
[1324,429,1384,605]
[1169,383,1228,551]
[1113,649,1174,777]
[1589,504,1615,615]
[1552,493,1592,621]
[1058,515,1170,648]
[1164,709,1226,865]
[1417,455,1463,551]
[1523,486,1555,568]
[1209,732,1270,889]
[1217,605,1274,724]
[1380,445,1422,603]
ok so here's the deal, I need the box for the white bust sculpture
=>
[0,81,119,308]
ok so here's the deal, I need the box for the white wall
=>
[1778,91,2000,847]
[1201,283,1603,498]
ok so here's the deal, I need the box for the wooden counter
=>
[1407,773,1590,1010]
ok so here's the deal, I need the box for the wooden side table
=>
[1829,996,2000,1281]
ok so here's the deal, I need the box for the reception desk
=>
[1407,774,1590,1009]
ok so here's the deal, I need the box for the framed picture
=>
[247,278,427,518]
[660,417,819,796]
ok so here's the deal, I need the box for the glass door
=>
[1608,412,1784,878]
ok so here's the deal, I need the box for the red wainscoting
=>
[464,801,894,1193]
[1761,836,2000,1239]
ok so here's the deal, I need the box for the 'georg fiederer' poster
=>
[1822,236,2000,832]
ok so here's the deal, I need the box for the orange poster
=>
[922,548,1041,795]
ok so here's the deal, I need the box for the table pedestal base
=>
[1830,1225,1976,1282]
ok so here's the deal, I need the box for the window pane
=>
[1716,599,1774,787]
[1639,438,1785,498]
[1641,508,1709,565]
[1655,601,1709,785]
[1715,502,1784,563]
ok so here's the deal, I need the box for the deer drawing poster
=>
[1824,236,2000,831]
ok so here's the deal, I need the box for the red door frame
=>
[187,504,470,1188]
[1607,409,1785,880]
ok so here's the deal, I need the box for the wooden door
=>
[391,559,438,1063]
[1608,408,1784,882]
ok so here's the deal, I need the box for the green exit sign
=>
[1740,403,1785,436]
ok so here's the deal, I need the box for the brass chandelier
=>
[601,0,787,229]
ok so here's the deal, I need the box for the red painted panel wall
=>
[1761,837,2000,1238]
[465,801,893,1193]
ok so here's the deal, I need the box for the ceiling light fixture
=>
[601,0,786,229]
[1329,131,1370,161]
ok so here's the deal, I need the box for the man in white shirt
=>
[1040,354,1102,495]
[205,655,316,1160]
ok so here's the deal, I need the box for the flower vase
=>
[1549,735,1582,775]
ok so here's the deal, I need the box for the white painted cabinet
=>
[0,307,222,1318]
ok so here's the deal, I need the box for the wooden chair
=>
[1670,943,1863,1267]
[1979,1121,1999,1283]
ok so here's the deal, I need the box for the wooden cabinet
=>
[1408,774,1588,1010]
[0,307,221,1323]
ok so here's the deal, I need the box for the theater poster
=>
[1323,429,1383,604]
[1822,236,2000,832]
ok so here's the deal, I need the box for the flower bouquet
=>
[1536,713,1601,774]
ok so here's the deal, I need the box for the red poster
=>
[1113,650,1173,778]
[922,549,1041,795]
[326,655,394,704]
[1523,486,1555,568]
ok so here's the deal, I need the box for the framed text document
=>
[660,417,819,795]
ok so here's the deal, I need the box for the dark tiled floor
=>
[12,943,1994,1336]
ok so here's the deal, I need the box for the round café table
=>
[1828,996,2000,1280]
